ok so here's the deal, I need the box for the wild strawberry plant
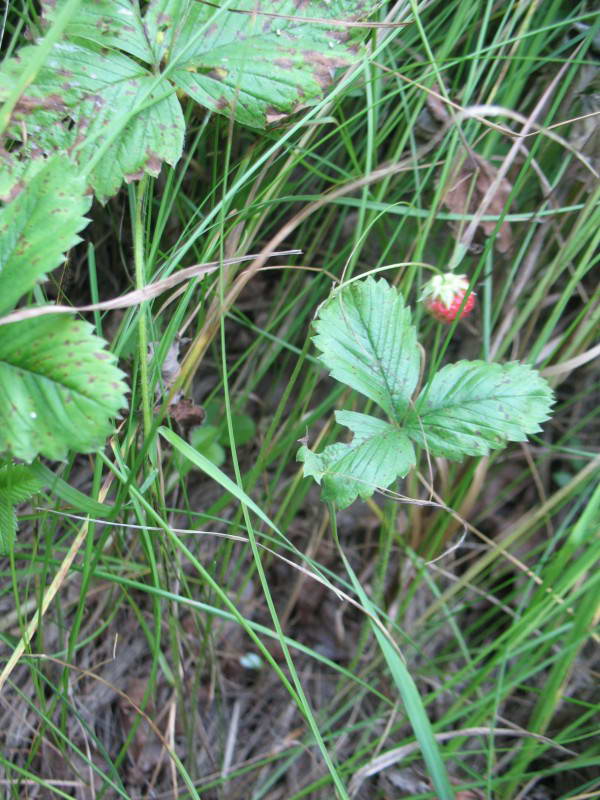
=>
[296,274,555,799]
[0,0,377,550]
[299,277,555,509]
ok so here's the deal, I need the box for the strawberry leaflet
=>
[405,360,554,459]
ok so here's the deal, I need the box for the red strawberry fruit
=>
[420,273,476,323]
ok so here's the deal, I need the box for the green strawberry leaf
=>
[168,0,376,128]
[311,277,420,421]
[6,0,375,199]
[0,463,46,504]
[298,410,416,509]
[0,497,17,554]
[38,42,184,201]
[300,277,555,508]
[46,0,152,61]
[0,154,91,314]
[0,154,50,204]
[0,316,128,461]
[404,360,555,459]
[52,40,183,195]
[2,39,184,202]
[0,463,47,552]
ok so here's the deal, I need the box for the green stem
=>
[134,176,152,439]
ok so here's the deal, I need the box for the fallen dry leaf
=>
[164,396,205,429]
[442,151,513,254]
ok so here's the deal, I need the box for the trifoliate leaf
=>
[298,411,416,509]
[300,278,555,508]
[404,360,554,459]
[8,0,375,199]
[0,155,91,314]
[0,316,128,461]
[312,277,420,422]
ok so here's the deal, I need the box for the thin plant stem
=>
[134,175,152,439]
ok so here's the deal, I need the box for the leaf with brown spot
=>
[1,39,184,202]
[42,0,151,61]
[168,0,377,128]
[0,155,91,315]
[442,152,514,254]
[40,42,184,201]
[0,315,128,461]
[5,0,376,199]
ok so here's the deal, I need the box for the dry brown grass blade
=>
[453,104,599,178]
[0,472,114,694]
[0,251,300,327]
[541,341,600,381]
[348,726,575,796]
[455,45,589,261]
[173,145,451,397]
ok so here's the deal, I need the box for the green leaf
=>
[168,0,376,128]
[0,156,49,204]
[0,463,46,504]
[204,400,256,447]
[172,425,226,477]
[6,0,375,199]
[300,277,554,508]
[42,42,185,201]
[311,277,420,421]
[2,39,185,202]
[405,360,555,459]
[47,0,152,61]
[0,155,91,314]
[0,316,128,461]
[190,425,226,466]
[0,463,47,553]
[298,411,416,509]
[218,412,256,447]
[0,497,17,553]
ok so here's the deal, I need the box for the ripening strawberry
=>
[420,273,476,323]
